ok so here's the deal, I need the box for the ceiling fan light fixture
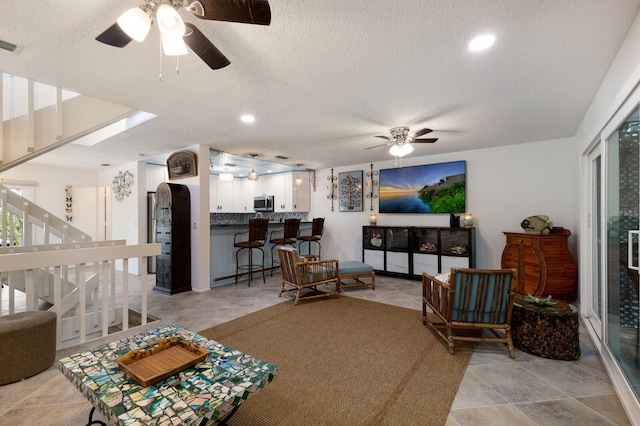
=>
[117,7,151,42]
[186,1,205,17]
[162,34,188,55]
[157,4,186,38]
[389,143,413,157]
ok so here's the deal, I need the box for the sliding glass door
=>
[605,104,640,399]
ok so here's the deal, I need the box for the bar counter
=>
[210,218,311,286]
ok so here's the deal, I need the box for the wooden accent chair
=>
[277,246,340,305]
[422,267,518,358]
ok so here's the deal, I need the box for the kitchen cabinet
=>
[501,229,577,301]
[363,226,475,279]
[209,174,234,212]
[291,171,310,212]
[233,178,257,212]
[257,172,310,212]
[209,172,310,213]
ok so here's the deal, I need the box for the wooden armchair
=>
[277,246,340,305]
[422,267,517,358]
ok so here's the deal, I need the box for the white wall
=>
[312,137,577,270]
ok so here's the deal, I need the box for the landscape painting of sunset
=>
[379,161,466,213]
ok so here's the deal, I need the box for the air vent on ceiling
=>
[0,39,23,54]
[275,155,289,160]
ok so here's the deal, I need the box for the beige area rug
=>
[199,296,477,426]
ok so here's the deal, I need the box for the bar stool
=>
[297,217,324,258]
[234,218,269,286]
[269,218,300,275]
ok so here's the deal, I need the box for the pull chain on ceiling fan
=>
[96,0,271,70]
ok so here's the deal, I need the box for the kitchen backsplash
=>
[210,212,309,226]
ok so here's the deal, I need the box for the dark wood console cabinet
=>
[500,229,577,301]
[154,182,191,295]
[362,226,475,279]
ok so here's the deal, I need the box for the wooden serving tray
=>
[116,336,209,387]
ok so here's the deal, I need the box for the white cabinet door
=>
[413,253,439,276]
[211,176,233,212]
[265,174,286,211]
[233,179,257,212]
[209,174,218,212]
[291,171,310,212]
[283,172,293,211]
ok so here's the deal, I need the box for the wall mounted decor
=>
[65,185,73,222]
[327,168,337,211]
[167,150,197,180]
[339,170,363,212]
[365,163,378,211]
[112,170,135,202]
[379,161,466,214]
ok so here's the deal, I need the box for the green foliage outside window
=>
[1,211,23,245]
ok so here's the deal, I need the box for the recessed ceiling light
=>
[468,34,496,52]
[240,114,255,123]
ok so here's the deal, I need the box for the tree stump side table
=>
[511,296,580,360]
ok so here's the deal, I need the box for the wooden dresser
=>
[500,229,577,301]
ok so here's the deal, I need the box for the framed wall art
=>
[167,150,197,180]
[339,170,363,212]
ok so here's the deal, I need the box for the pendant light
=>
[247,154,260,181]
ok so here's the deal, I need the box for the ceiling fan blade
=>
[375,135,392,140]
[410,128,433,138]
[197,0,271,25]
[364,142,391,150]
[183,23,231,70]
[412,138,438,143]
[96,23,132,48]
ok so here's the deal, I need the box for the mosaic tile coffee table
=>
[59,324,278,426]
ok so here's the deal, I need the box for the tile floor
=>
[0,273,633,425]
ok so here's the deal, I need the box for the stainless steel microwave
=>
[254,195,274,212]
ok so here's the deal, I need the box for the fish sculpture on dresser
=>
[520,215,553,234]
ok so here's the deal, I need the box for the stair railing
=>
[0,183,91,247]
[0,242,161,349]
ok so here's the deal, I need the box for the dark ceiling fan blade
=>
[183,23,231,70]
[412,138,438,143]
[364,142,391,150]
[375,135,392,140]
[410,128,433,138]
[197,0,271,25]
[96,23,132,48]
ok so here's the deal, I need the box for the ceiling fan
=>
[95,0,271,70]
[365,126,438,157]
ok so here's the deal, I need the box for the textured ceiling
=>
[1,0,639,172]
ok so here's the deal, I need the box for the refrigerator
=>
[147,192,156,273]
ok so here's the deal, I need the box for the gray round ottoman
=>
[0,311,57,385]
